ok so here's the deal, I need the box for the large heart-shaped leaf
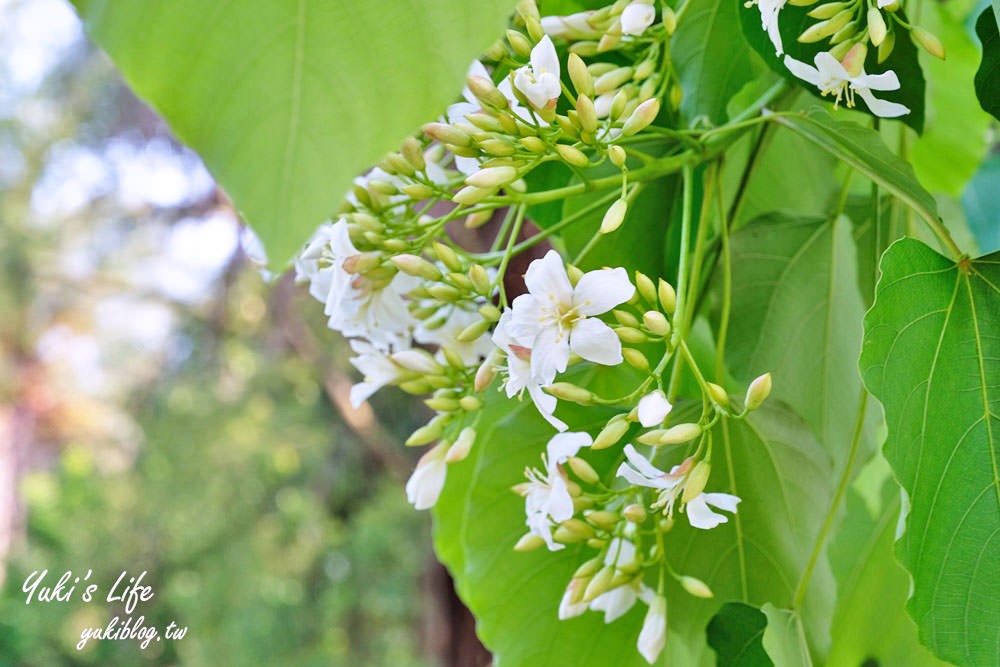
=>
[707,602,772,667]
[860,238,1000,666]
[70,0,516,264]
[975,6,1000,122]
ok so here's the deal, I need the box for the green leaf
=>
[911,4,991,196]
[975,7,1000,122]
[672,0,756,126]
[726,213,875,475]
[828,481,952,667]
[761,604,812,667]
[860,238,1000,666]
[773,108,939,234]
[737,1,926,131]
[69,0,516,265]
[707,603,773,667]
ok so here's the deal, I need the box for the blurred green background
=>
[0,1,471,664]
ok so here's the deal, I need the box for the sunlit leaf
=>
[860,238,1000,666]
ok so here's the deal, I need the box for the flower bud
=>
[568,52,595,97]
[867,7,887,46]
[615,326,648,344]
[342,251,382,274]
[704,382,729,408]
[657,279,676,314]
[514,533,545,551]
[744,372,772,411]
[682,461,711,502]
[613,309,639,327]
[573,556,604,579]
[478,139,516,157]
[427,284,462,301]
[657,422,702,445]
[399,380,434,394]
[467,265,491,296]
[635,271,657,303]
[556,143,590,167]
[401,136,426,171]
[608,144,627,168]
[474,352,499,391]
[452,185,495,205]
[621,98,660,137]
[440,346,466,371]
[595,66,634,95]
[446,427,477,463]
[566,264,584,285]
[460,396,482,412]
[807,1,849,19]
[425,396,460,412]
[797,9,852,42]
[593,415,630,450]
[877,28,896,63]
[623,503,647,523]
[623,347,650,371]
[642,310,670,336]
[391,253,441,280]
[661,5,677,33]
[402,183,434,200]
[583,565,617,602]
[405,417,446,446]
[562,518,596,539]
[679,576,714,599]
[456,318,492,343]
[575,496,597,512]
[432,244,464,271]
[584,510,619,529]
[393,349,441,374]
[610,88,630,120]
[422,122,472,147]
[463,211,491,229]
[600,198,628,233]
[466,165,518,188]
[519,136,547,153]
[568,456,601,485]
[468,75,509,111]
[506,28,533,58]
[546,382,596,405]
[911,26,945,59]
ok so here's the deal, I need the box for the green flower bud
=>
[546,382,596,404]
[635,271,657,303]
[556,143,590,167]
[568,53,595,97]
[621,98,660,137]
[568,456,601,485]
[593,415,630,450]
[401,183,434,200]
[506,29,533,58]
[576,94,599,134]
[401,136,426,171]
[600,198,628,234]
[807,1,849,19]
[745,372,772,410]
[877,28,896,63]
[911,26,945,59]
[657,422,702,445]
[623,347,650,371]
[427,284,462,302]
[452,185,495,205]
[478,304,501,322]
[867,7,887,46]
[661,5,677,33]
[657,279,676,314]
[682,461,711,502]
[468,75,509,111]
[478,139,516,157]
[424,396,460,412]
[642,310,670,337]
[613,309,639,327]
[466,165,518,188]
[555,114,581,140]
[573,556,604,579]
[406,418,446,447]
[679,576,714,599]
[583,565,617,602]
[707,382,730,407]
[514,533,545,551]
[474,352,499,391]
[609,88,630,120]
[391,253,441,281]
[440,346,466,371]
[623,503,647,523]
[465,210,492,229]
[595,66,634,95]
[422,122,472,147]
[615,326,648,344]
[608,144,627,168]
[459,395,482,411]
[519,136,547,153]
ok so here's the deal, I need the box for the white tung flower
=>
[621,2,656,36]
[755,0,788,55]
[513,35,562,110]
[637,390,672,427]
[508,250,635,386]
[492,311,567,431]
[347,339,403,408]
[686,492,742,530]
[515,432,592,550]
[405,442,449,510]
[637,594,667,664]
[541,11,601,40]
[783,51,910,118]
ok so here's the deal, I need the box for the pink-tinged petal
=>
[531,35,560,78]
[531,324,570,383]
[569,318,622,366]
[529,382,568,431]
[547,431,593,464]
[854,69,900,91]
[525,249,574,303]
[637,390,672,427]
[783,55,821,87]
[854,88,910,118]
[590,585,638,623]
[405,444,448,510]
[573,267,635,315]
[686,494,728,529]
[703,492,742,513]
[813,51,850,80]
[622,444,665,479]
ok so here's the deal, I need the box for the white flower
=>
[348,340,403,407]
[637,594,667,664]
[508,250,634,386]
[405,442,449,510]
[493,311,568,431]
[621,2,656,36]
[756,0,788,55]
[783,51,910,118]
[516,432,592,550]
[616,444,685,491]
[514,35,562,110]
[541,11,601,40]
[686,492,742,530]
[637,390,672,427]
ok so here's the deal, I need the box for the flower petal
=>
[620,3,656,35]
[569,317,623,366]
[623,444,665,479]
[531,324,570,383]
[573,267,635,315]
[529,382,568,431]
[703,492,742,513]
[855,87,910,118]
[853,69,900,91]
[637,596,667,664]
[637,390,672,427]
[530,34,560,78]
[524,250,574,304]
[591,585,638,623]
[547,431,593,465]
[405,444,448,510]
[686,493,728,529]
[783,55,821,87]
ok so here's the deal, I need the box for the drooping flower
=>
[783,51,910,118]
[508,250,635,386]
[637,390,672,427]
[541,11,602,40]
[405,442,449,510]
[685,492,742,530]
[755,0,788,55]
[492,311,567,431]
[621,2,656,36]
[515,432,592,550]
[637,594,667,664]
[514,35,562,110]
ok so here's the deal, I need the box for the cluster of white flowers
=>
[746,0,946,118]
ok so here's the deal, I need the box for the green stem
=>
[495,203,526,308]
[667,164,695,402]
[714,165,732,383]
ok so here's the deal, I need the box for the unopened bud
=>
[745,372,772,410]
[642,310,670,336]
[679,576,714,599]
[576,95,599,134]
[556,143,590,167]
[568,456,601,485]
[432,245,465,272]
[399,380,434,394]
[568,52,595,97]
[608,144,627,168]
[621,98,660,137]
[593,415,630,450]
[391,253,441,281]
[583,565,617,602]
[635,271,657,303]
[506,29,533,58]
[474,352,499,391]
[657,279,676,313]
[423,122,472,147]
[669,83,683,111]
[661,5,677,33]
[514,533,545,551]
[479,139,516,157]
[520,136,547,153]
[441,346,466,370]
[622,347,650,371]
[465,210,492,229]
[456,319,492,343]
[867,7,887,46]
[393,349,441,374]
[877,29,895,63]
[613,309,639,327]
[478,304,501,323]
[452,185,495,205]
[707,382,729,407]
[807,1,849,19]
[610,89,630,120]
[563,518,596,539]
[682,461,711,502]
[446,427,477,463]
[425,396,460,412]
[342,252,382,274]
[797,10,852,42]
[468,265,492,295]
[623,503,647,523]
[402,183,434,200]
[546,382,596,405]
[573,556,604,579]
[401,136,426,171]
[466,165,518,188]
[911,26,945,59]
[468,75,509,111]
[657,422,703,445]
[406,418,446,446]
[600,198,628,233]
[585,510,619,529]
[570,40,600,57]
[595,66,634,95]
[615,326,648,344]
[566,264,584,285]
[459,396,482,412]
